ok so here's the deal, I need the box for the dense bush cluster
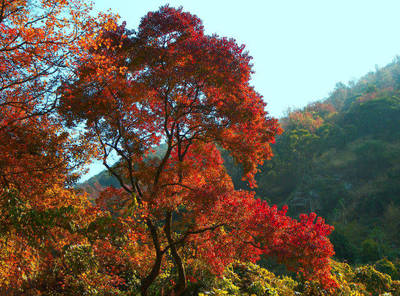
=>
[196,260,400,296]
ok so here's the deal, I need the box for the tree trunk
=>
[165,211,187,296]
[140,219,164,295]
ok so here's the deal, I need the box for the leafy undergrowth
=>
[194,261,400,296]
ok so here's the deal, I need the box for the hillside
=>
[81,58,400,265]
[229,58,400,264]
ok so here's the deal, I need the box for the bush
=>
[375,258,398,280]
[354,265,392,295]
[200,262,298,295]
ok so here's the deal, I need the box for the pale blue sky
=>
[94,0,400,117]
[81,0,400,181]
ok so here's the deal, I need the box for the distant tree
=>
[361,239,380,263]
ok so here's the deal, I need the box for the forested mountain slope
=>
[228,59,400,264]
[81,59,400,265]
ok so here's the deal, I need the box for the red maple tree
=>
[60,6,336,295]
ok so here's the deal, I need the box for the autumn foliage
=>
[1,3,336,295]
[0,0,115,292]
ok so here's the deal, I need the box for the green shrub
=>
[375,258,398,280]
[354,265,392,295]
[202,261,297,295]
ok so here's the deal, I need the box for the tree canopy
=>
[60,6,335,295]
